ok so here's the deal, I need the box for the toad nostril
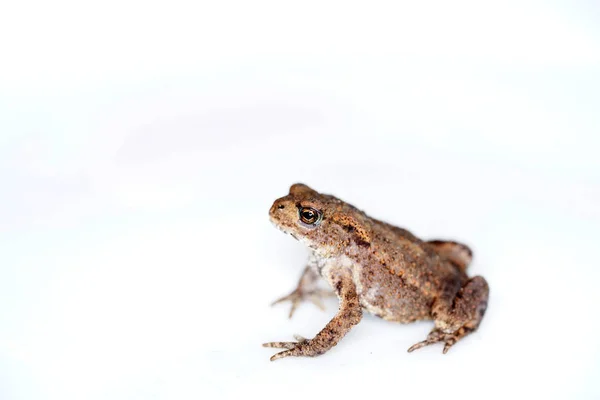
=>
[277,204,285,209]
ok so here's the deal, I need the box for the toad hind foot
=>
[407,327,474,354]
[408,276,489,354]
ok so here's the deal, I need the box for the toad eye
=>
[299,207,322,225]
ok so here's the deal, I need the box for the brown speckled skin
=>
[263,184,489,361]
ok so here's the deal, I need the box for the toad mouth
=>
[270,218,298,241]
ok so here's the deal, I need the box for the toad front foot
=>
[262,335,321,361]
[271,266,335,318]
[271,288,335,318]
[264,273,363,361]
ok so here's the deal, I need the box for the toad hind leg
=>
[263,273,362,361]
[408,276,489,354]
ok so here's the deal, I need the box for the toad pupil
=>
[300,208,319,224]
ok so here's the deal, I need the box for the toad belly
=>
[352,262,433,323]
[314,253,432,323]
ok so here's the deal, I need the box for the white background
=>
[1,1,599,399]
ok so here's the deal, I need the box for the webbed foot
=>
[407,327,474,354]
[409,276,489,354]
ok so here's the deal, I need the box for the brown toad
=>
[263,184,489,361]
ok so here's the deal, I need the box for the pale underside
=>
[308,252,432,323]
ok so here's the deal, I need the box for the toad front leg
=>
[263,273,362,361]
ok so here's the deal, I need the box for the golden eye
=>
[299,207,321,225]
